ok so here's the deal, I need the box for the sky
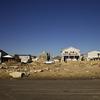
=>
[0,0,100,56]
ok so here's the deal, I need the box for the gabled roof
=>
[0,49,8,56]
[62,47,80,52]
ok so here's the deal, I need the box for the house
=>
[0,50,8,63]
[87,51,100,61]
[61,47,80,62]
[2,55,15,62]
[15,55,32,63]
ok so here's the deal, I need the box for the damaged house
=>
[61,47,80,62]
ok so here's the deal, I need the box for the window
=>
[65,51,68,54]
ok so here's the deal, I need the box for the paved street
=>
[0,79,100,100]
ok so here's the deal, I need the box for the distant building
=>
[61,47,80,62]
[53,56,61,62]
[31,56,38,62]
[15,55,32,63]
[87,51,100,61]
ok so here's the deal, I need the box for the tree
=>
[47,53,50,61]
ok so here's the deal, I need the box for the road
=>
[0,79,100,100]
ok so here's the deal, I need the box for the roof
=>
[3,55,14,58]
[0,49,8,56]
[15,54,31,56]
[88,51,100,54]
[62,47,80,52]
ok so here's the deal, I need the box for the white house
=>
[87,51,100,61]
[15,55,32,63]
[61,47,80,62]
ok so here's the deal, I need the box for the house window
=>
[65,51,68,54]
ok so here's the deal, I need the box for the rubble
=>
[33,69,43,73]
[9,66,19,69]
[0,63,8,69]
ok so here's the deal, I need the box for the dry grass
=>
[0,70,10,79]
[29,61,100,79]
[1,61,100,79]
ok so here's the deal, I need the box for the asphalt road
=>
[0,79,100,100]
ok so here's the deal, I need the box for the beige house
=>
[61,47,80,62]
[87,51,100,61]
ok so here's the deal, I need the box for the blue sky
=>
[0,0,100,56]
